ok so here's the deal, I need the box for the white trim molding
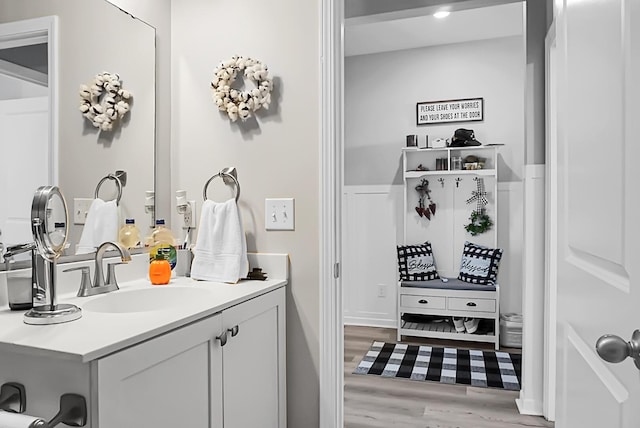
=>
[320,0,344,427]
[516,164,546,416]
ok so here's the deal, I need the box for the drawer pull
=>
[466,302,477,307]
[418,299,429,304]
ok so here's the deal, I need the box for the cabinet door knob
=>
[216,331,228,346]
[418,299,429,304]
[228,325,239,337]
[466,302,477,307]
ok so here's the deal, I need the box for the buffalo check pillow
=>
[396,242,439,281]
[458,241,503,285]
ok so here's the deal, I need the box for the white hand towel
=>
[76,198,119,254]
[191,199,248,283]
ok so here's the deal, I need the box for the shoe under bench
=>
[397,278,500,350]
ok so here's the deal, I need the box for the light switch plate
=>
[73,198,94,225]
[265,198,295,230]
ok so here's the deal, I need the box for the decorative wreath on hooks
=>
[79,72,132,131]
[210,55,273,122]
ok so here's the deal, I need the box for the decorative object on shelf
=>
[406,134,418,147]
[450,128,482,147]
[210,55,273,122]
[416,97,484,125]
[79,72,132,131]
[431,138,448,148]
[464,177,492,236]
[396,241,439,281]
[414,178,436,219]
[458,241,503,285]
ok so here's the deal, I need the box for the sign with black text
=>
[416,98,484,125]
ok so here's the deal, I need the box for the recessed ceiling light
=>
[434,10,450,19]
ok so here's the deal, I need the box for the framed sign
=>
[416,98,484,125]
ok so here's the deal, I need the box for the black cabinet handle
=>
[216,331,228,346]
[228,325,239,337]
[466,302,477,307]
[418,299,429,304]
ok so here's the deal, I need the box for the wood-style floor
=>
[344,325,554,428]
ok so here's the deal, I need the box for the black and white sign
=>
[416,98,484,125]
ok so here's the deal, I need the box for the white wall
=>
[170,1,320,426]
[345,36,525,185]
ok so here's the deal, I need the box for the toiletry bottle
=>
[149,219,177,269]
[118,218,141,249]
[149,253,171,285]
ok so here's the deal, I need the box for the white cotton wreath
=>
[79,72,132,131]
[210,56,273,122]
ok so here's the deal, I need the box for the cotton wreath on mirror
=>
[79,72,132,131]
[211,56,273,122]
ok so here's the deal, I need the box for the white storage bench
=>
[397,278,500,350]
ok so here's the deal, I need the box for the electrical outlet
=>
[73,198,94,225]
[377,285,387,298]
[265,198,295,230]
[182,200,196,229]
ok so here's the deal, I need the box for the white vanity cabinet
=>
[95,287,286,428]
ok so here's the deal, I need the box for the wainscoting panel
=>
[343,183,523,328]
[343,186,403,327]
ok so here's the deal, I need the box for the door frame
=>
[0,15,59,185]
[543,17,557,422]
[319,1,554,426]
[319,0,344,427]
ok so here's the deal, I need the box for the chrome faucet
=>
[66,241,131,297]
[94,241,131,288]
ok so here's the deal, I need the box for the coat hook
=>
[438,178,445,188]
[455,177,462,188]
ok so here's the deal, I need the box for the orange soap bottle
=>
[149,253,171,285]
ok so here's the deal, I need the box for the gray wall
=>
[170,0,321,426]
[345,36,526,186]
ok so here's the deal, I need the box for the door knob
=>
[595,329,640,370]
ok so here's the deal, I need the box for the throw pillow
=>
[397,242,440,281]
[458,241,503,285]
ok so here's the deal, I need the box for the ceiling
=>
[345,1,524,57]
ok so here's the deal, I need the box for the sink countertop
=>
[0,277,286,363]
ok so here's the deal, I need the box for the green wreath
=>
[465,210,493,236]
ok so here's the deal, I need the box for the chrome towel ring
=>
[203,167,240,202]
[94,174,122,204]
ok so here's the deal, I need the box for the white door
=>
[0,96,50,247]
[553,1,640,427]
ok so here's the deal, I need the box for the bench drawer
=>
[448,297,496,313]
[400,295,446,310]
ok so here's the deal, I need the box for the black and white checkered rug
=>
[353,341,521,391]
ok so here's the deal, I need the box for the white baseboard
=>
[344,317,397,329]
[515,397,544,416]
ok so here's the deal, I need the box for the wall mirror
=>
[0,0,156,266]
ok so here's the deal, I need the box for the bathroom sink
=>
[81,286,212,313]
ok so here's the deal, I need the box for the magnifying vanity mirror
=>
[24,185,82,325]
[0,0,156,265]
